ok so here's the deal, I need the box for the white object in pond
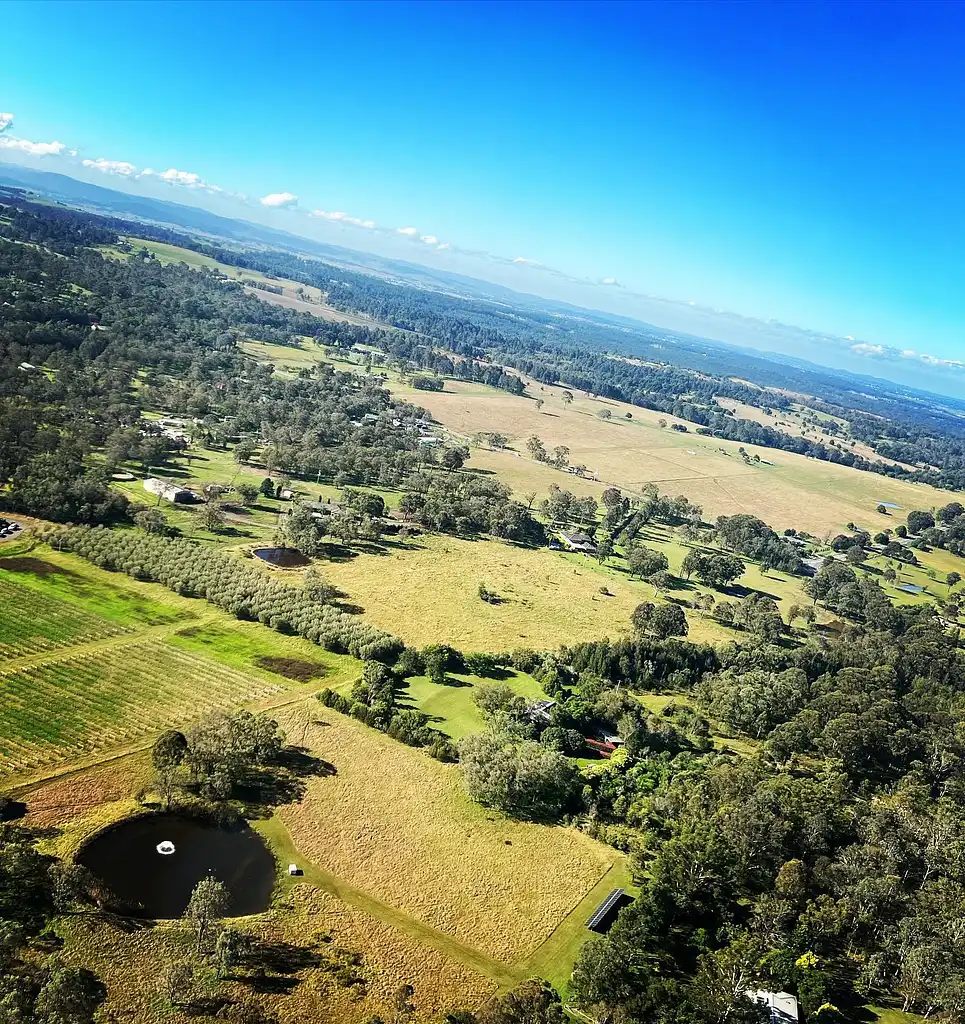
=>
[156,841,176,856]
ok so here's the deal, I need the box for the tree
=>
[651,603,688,639]
[282,503,327,557]
[627,546,669,580]
[526,436,548,462]
[476,980,565,1024]
[550,446,570,469]
[561,390,573,407]
[598,408,612,420]
[152,729,188,786]
[236,482,259,506]
[304,565,339,604]
[423,645,451,686]
[459,728,575,819]
[30,960,106,1024]
[907,510,935,534]
[200,501,227,533]
[845,544,868,564]
[601,487,623,510]
[34,960,106,1024]
[948,572,962,588]
[184,875,230,951]
[631,602,656,635]
[534,398,544,412]
[134,507,168,535]
[877,504,888,514]
[259,477,275,498]
[161,961,197,1008]
[392,983,417,1024]
[648,569,675,593]
[214,927,255,979]
[234,439,256,465]
[682,548,704,579]
[596,536,613,564]
[441,446,468,472]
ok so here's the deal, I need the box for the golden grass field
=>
[109,234,962,540]
[310,529,818,650]
[56,885,498,1024]
[274,705,620,963]
[714,397,896,465]
[391,376,957,537]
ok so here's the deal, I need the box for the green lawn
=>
[867,1008,925,1023]
[400,670,547,740]
[0,549,189,628]
[520,858,634,995]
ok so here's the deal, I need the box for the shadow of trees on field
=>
[238,744,336,816]
[237,940,322,994]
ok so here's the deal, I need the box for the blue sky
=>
[2,0,963,392]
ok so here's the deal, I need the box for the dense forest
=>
[0,199,539,542]
[68,206,965,490]
[12,193,965,489]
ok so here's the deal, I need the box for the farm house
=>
[746,991,799,1023]
[143,478,200,503]
[559,531,597,553]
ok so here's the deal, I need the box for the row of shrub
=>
[316,662,457,761]
[43,526,403,661]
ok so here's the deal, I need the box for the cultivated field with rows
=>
[0,639,287,775]
[0,575,132,658]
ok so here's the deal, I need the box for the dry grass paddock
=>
[58,885,497,1024]
[312,531,812,650]
[275,706,619,963]
[394,377,954,537]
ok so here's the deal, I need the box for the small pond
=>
[876,501,901,509]
[252,547,310,568]
[898,583,925,594]
[76,814,276,919]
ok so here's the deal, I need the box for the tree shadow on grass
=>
[333,601,365,615]
[722,583,783,602]
[239,745,336,814]
[238,940,322,994]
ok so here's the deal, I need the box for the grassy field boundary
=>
[256,815,526,990]
[520,859,632,992]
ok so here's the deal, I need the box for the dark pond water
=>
[253,547,310,568]
[76,814,276,919]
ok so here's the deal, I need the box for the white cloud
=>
[397,226,419,236]
[901,349,918,359]
[0,136,66,157]
[512,256,541,265]
[851,343,886,357]
[0,113,13,133]
[420,235,438,245]
[601,277,620,286]
[310,209,376,228]
[144,167,204,187]
[259,191,298,208]
[82,158,137,176]
[436,243,450,250]
[919,353,965,369]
